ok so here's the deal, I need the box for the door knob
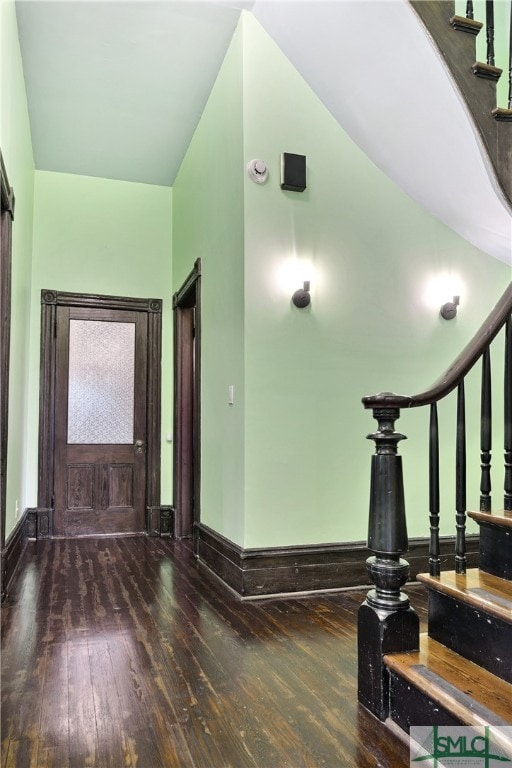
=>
[134,439,144,453]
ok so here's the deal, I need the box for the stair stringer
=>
[411,0,512,208]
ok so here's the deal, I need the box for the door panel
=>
[54,306,148,536]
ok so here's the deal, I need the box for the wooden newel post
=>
[358,405,419,720]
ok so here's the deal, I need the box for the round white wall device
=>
[246,159,268,184]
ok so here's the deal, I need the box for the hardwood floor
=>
[1,537,428,767]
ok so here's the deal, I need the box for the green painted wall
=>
[172,23,245,544]
[27,171,173,505]
[173,12,509,550]
[241,13,510,547]
[1,0,35,539]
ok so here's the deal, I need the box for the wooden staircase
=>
[384,515,512,736]
[357,284,512,750]
[357,1,512,754]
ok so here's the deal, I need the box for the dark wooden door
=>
[53,306,148,536]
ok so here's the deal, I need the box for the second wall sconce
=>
[440,295,460,320]
[292,281,311,308]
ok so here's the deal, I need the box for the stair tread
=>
[468,509,512,529]
[493,107,512,122]
[449,14,483,34]
[417,569,512,623]
[385,634,512,726]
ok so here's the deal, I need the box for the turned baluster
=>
[505,316,512,510]
[480,347,492,512]
[455,381,467,574]
[486,0,496,66]
[429,403,441,577]
[508,1,512,108]
[466,1,474,20]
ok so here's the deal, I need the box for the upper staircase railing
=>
[411,0,512,204]
[357,282,512,720]
[454,0,512,114]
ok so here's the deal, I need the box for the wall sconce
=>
[292,281,311,308]
[440,295,460,320]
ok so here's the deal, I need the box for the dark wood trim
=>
[173,259,201,542]
[194,267,201,544]
[146,505,174,538]
[0,150,14,550]
[159,506,173,539]
[1,507,29,601]
[172,258,202,309]
[146,304,162,515]
[196,524,245,594]
[36,507,53,539]
[38,290,162,534]
[195,523,480,597]
[0,151,15,216]
[147,506,161,537]
[38,300,57,510]
[41,290,162,313]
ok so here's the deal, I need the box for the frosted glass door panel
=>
[67,320,135,444]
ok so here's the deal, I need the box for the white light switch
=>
[228,385,234,405]
[166,432,173,443]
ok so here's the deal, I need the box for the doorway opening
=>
[38,290,162,537]
[173,259,201,542]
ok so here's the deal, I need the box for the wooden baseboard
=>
[1,507,31,601]
[36,507,53,538]
[147,506,174,538]
[195,524,480,598]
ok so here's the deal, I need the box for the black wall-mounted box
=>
[280,152,307,192]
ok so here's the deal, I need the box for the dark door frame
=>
[172,258,201,543]
[37,290,162,537]
[0,150,15,550]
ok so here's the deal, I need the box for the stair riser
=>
[479,523,512,581]
[428,591,512,683]
[389,672,462,733]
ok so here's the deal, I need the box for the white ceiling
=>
[15,0,252,185]
[15,0,512,265]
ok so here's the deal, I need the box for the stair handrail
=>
[363,282,512,409]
